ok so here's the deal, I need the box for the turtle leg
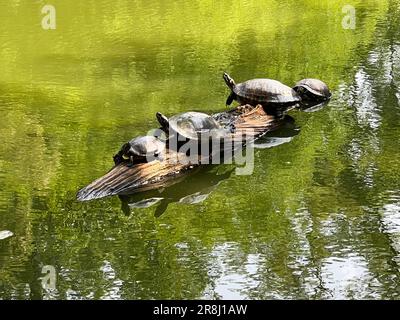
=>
[154,200,169,217]
[127,155,134,167]
[226,92,235,106]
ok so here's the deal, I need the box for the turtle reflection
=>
[119,166,234,217]
[298,99,331,113]
[254,115,300,149]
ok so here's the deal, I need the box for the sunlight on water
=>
[205,243,261,299]
[321,255,379,299]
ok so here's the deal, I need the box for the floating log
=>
[77,105,285,201]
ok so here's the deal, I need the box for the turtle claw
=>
[126,156,136,167]
[127,162,134,168]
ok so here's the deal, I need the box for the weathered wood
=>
[76,105,282,201]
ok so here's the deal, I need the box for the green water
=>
[1,0,400,299]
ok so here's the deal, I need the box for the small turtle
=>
[156,111,230,142]
[293,78,331,101]
[113,135,165,165]
[223,72,301,107]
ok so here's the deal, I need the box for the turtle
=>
[223,72,301,107]
[156,111,230,142]
[293,78,331,101]
[113,135,165,165]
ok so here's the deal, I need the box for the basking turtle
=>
[293,78,331,101]
[156,111,230,142]
[223,72,301,106]
[113,135,165,165]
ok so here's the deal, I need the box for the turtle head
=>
[121,142,133,156]
[156,112,169,130]
[223,72,236,90]
[113,142,131,164]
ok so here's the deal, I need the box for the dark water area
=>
[0,0,400,299]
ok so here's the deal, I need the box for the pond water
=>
[0,0,400,299]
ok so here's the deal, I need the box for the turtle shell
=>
[168,112,226,141]
[293,78,331,99]
[234,79,301,105]
[127,136,165,157]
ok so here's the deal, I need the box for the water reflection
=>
[204,243,261,299]
[1,0,400,300]
[0,230,14,240]
[119,166,234,217]
[298,100,331,113]
[382,191,400,234]
[321,255,376,299]
[254,115,299,149]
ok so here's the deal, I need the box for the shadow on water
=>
[254,114,299,149]
[298,100,331,113]
[119,166,235,217]
[254,100,330,150]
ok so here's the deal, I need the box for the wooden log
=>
[76,105,283,201]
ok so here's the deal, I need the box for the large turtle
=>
[113,135,165,165]
[223,72,301,106]
[156,111,230,142]
[293,78,331,101]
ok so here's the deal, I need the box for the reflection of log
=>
[77,105,283,201]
